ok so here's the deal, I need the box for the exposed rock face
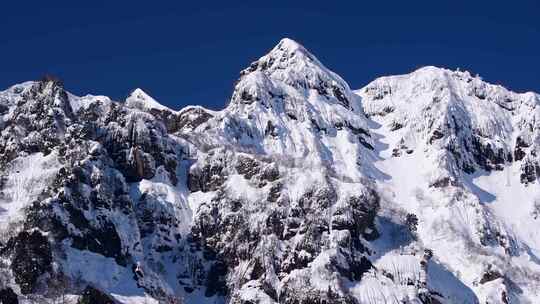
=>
[78,286,117,304]
[173,107,214,133]
[189,150,379,302]
[0,78,72,164]
[7,231,52,294]
[0,79,187,302]
[0,287,18,304]
[187,149,229,192]
[0,39,539,304]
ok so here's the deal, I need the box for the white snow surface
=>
[0,152,60,229]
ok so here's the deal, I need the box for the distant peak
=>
[363,66,481,88]
[131,87,147,95]
[39,74,64,88]
[128,88,152,102]
[125,88,172,112]
[408,66,488,83]
[35,74,66,95]
[274,37,304,53]
[240,37,329,80]
[266,37,316,62]
[230,38,358,113]
[129,88,158,101]
[412,65,451,74]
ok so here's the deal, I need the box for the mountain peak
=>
[273,37,306,54]
[125,88,172,112]
[411,65,452,75]
[410,65,481,82]
[235,38,356,110]
[240,38,322,77]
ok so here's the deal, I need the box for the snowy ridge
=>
[0,39,539,304]
[357,66,540,303]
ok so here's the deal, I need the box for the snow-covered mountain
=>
[0,38,539,304]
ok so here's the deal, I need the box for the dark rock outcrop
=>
[0,288,18,304]
[7,231,52,294]
[78,286,116,304]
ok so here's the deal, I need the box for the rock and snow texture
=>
[357,67,540,303]
[0,39,539,304]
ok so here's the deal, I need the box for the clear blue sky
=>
[1,1,538,110]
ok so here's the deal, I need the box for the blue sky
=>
[1,1,538,110]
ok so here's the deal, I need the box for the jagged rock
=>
[479,269,503,284]
[0,288,18,304]
[172,107,214,133]
[204,261,228,297]
[278,285,357,304]
[235,155,260,180]
[265,120,278,137]
[429,176,458,188]
[520,159,540,184]
[471,136,506,171]
[7,231,52,294]
[332,195,377,239]
[78,286,116,304]
[118,146,156,182]
[188,156,227,192]
[514,136,529,161]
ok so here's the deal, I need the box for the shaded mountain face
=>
[0,39,539,304]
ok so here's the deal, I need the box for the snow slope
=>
[357,66,540,303]
[0,152,60,229]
